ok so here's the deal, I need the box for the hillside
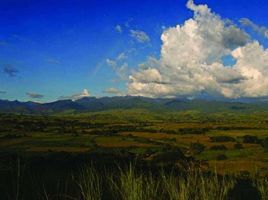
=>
[1,96,268,114]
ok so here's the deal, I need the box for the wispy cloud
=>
[125,18,134,28]
[58,89,90,100]
[130,30,150,43]
[106,58,129,80]
[0,40,8,46]
[115,25,122,33]
[45,58,60,64]
[240,18,268,38]
[117,52,127,61]
[26,92,44,99]
[3,64,19,77]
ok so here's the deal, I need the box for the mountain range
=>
[1,96,268,114]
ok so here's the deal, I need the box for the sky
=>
[1,0,268,102]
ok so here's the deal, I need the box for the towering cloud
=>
[128,0,268,98]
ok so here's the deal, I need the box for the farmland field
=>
[0,110,268,199]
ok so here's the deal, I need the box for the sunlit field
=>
[0,110,268,199]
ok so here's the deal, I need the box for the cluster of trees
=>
[210,136,236,142]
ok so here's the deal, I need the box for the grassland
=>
[0,109,268,199]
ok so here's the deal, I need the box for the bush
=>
[210,136,236,142]
[234,143,243,149]
[242,135,260,144]
[2,133,25,139]
[179,128,209,135]
[151,149,186,164]
[190,142,205,154]
[162,138,176,142]
[210,145,227,150]
[216,154,228,160]
[261,137,268,150]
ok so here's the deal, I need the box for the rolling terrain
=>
[0,97,268,199]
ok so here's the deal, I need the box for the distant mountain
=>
[0,96,268,114]
[0,100,39,113]
[38,100,84,112]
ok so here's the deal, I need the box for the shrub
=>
[144,148,154,155]
[2,133,25,139]
[234,143,243,149]
[216,154,228,160]
[179,128,209,135]
[242,135,260,144]
[210,136,236,142]
[162,137,177,142]
[151,149,186,164]
[190,142,205,154]
[261,137,268,150]
[210,145,227,150]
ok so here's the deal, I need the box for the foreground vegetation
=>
[2,160,268,200]
[78,165,268,200]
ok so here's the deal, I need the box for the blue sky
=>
[1,0,268,101]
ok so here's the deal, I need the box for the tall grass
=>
[110,165,160,200]
[15,157,21,200]
[199,172,235,200]
[254,177,268,200]
[161,171,193,200]
[5,163,266,200]
[108,165,236,200]
[77,165,102,200]
[161,169,235,200]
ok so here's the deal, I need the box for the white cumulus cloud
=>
[128,0,268,99]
